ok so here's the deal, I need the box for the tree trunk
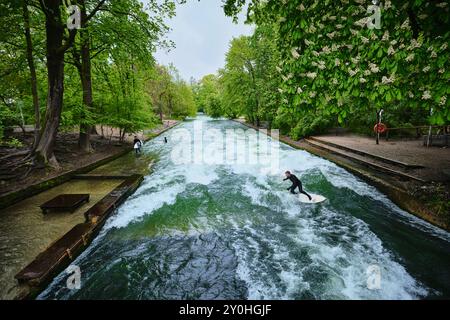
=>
[22,1,40,150]
[33,1,65,168]
[78,0,93,152]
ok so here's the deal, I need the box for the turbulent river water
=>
[39,116,450,300]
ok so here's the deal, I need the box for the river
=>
[38,116,450,300]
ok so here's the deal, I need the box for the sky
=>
[144,0,253,81]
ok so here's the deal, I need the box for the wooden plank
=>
[14,174,143,295]
[40,194,89,214]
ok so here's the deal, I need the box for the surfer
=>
[283,171,312,200]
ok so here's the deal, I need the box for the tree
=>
[224,0,449,138]
[219,24,281,126]
[22,0,41,149]
[31,0,77,167]
[195,74,222,118]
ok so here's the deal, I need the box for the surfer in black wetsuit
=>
[284,171,312,200]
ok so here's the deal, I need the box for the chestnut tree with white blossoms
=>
[224,0,449,138]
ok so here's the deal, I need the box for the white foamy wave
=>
[104,183,186,230]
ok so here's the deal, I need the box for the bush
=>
[289,113,334,140]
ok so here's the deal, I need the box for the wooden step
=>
[305,139,426,183]
[309,136,424,169]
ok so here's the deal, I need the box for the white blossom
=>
[312,50,320,57]
[381,74,395,84]
[382,31,389,41]
[359,77,367,83]
[405,54,415,62]
[385,0,392,9]
[400,19,410,29]
[421,91,431,100]
[308,25,317,33]
[408,39,422,50]
[306,72,317,79]
[326,32,336,39]
[297,87,303,94]
[436,2,448,8]
[422,66,431,73]
[278,88,284,94]
[309,91,316,98]
[335,58,341,66]
[369,63,379,73]
[364,69,371,76]
[354,17,369,28]
[440,43,448,51]
[291,48,300,59]
[322,46,331,54]
[297,4,305,11]
[318,61,326,70]
[361,36,369,44]
[438,68,445,74]
[304,39,314,46]
[332,78,339,85]
[430,51,437,58]
[439,96,447,106]
[388,46,395,55]
[348,68,359,77]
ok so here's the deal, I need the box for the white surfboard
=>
[298,193,327,204]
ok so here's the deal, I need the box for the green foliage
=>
[194,74,223,118]
[147,64,197,121]
[0,137,24,148]
[0,0,197,147]
[204,24,282,126]
[223,0,450,138]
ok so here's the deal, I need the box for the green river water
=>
[38,116,450,300]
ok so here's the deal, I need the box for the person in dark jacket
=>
[283,171,312,200]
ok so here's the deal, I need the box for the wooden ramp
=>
[15,174,143,298]
[305,138,427,183]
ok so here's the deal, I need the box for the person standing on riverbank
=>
[284,171,312,200]
[133,136,143,154]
